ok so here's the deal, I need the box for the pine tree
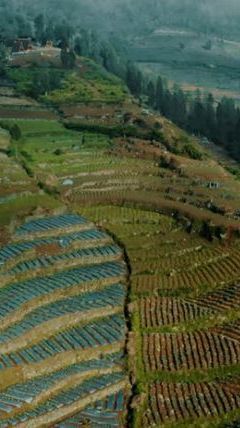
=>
[155,76,164,112]
[147,80,155,107]
[0,43,8,77]
[34,14,45,44]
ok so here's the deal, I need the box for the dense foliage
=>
[143,76,240,160]
[1,0,240,39]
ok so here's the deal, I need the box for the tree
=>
[34,14,45,44]
[126,62,142,96]
[61,48,76,69]
[0,43,8,77]
[171,85,187,127]
[155,76,165,112]
[11,124,21,141]
[205,93,216,140]
[146,80,155,107]
[54,22,73,48]
[188,91,206,135]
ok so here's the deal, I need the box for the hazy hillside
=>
[2,0,240,39]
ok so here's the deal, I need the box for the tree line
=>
[125,66,240,161]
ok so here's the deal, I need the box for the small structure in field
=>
[12,38,33,53]
[45,40,54,48]
[207,181,221,190]
[62,178,74,186]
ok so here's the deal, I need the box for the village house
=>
[12,37,33,53]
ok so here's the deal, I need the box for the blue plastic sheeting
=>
[0,284,126,343]
[15,214,88,236]
[0,229,109,265]
[0,353,124,411]
[4,373,125,426]
[0,261,127,318]
[54,389,126,428]
[0,315,126,370]
[7,245,121,276]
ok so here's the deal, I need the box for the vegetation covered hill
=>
[0,50,240,428]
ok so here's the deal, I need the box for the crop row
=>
[5,244,122,277]
[15,214,88,237]
[56,389,126,427]
[0,314,125,370]
[0,228,110,266]
[0,283,125,344]
[188,282,240,313]
[132,247,224,276]
[214,321,240,342]
[0,261,126,319]
[143,331,240,371]
[143,381,240,426]
[2,372,125,427]
[0,109,58,120]
[0,352,122,414]
[139,297,213,328]
[133,251,240,294]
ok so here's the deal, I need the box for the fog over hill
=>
[1,0,240,39]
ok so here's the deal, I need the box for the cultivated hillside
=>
[0,53,240,427]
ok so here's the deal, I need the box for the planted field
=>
[1,58,240,427]
[0,108,58,120]
[139,297,213,328]
[143,331,240,372]
[79,205,240,427]
[0,213,129,427]
[56,388,127,427]
[143,381,240,426]
[187,282,240,313]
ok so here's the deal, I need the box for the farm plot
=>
[55,388,128,427]
[0,106,58,120]
[143,381,240,426]
[187,281,240,313]
[77,205,240,427]
[132,247,240,296]
[0,213,129,427]
[0,149,58,228]
[139,297,214,328]
[143,331,240,372]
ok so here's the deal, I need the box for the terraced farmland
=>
[0,213,129,427]
[80,205,240,427]
[1,58,240,427]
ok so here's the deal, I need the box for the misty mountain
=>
[1,0,240,40]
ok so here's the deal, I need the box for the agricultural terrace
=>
[0,56,240,427]
[4,115,240,235]
[0,213,129,427]
[0,125,60,228]
[79,205,240,427]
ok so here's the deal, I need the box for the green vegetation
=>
[0,193,62,225]
[8,67,65,99]
[43,61,128,105]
